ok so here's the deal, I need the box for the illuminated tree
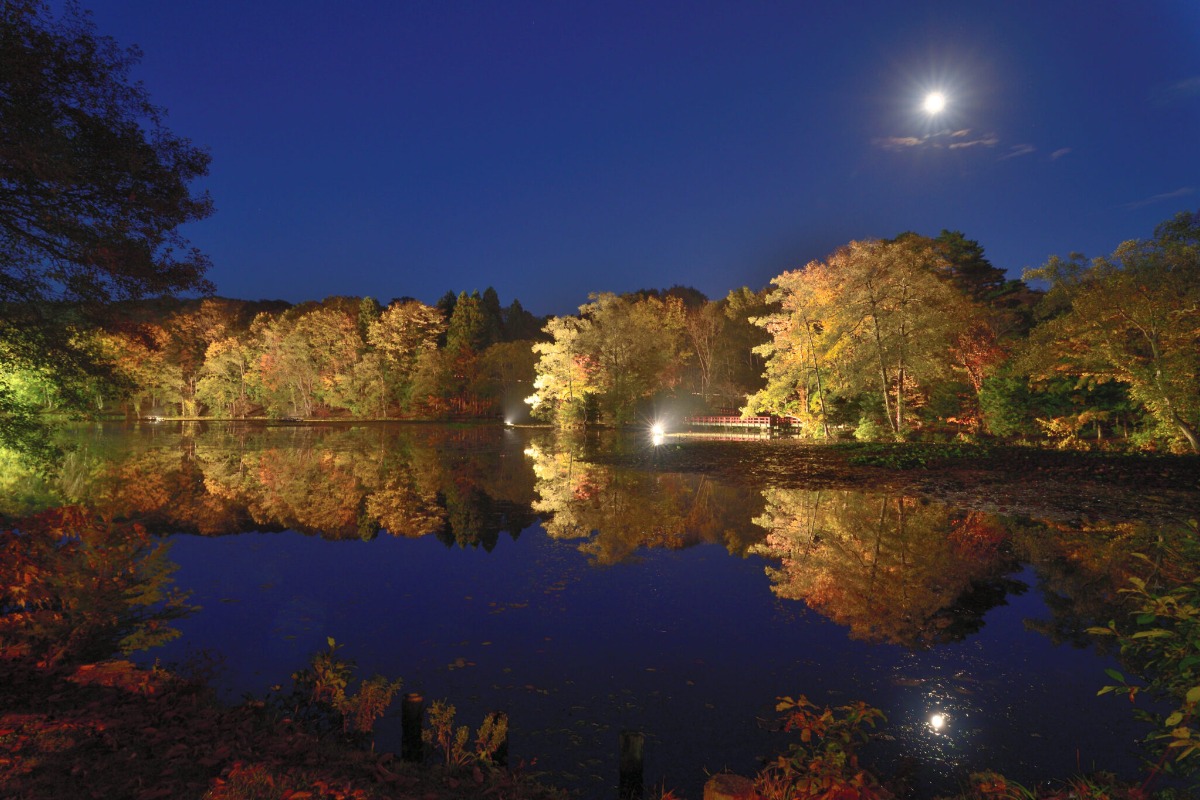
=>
[750,237,974,437]
[683,300,724,405]
[196,336,256,417]
[1023,210,1200,452]
[1,1,212,452]
[251,306,362,417]
[366,300,445,411]
[577,293,688,424]
[162,299,236,416]
[526,315,597,426]
[92,324,182,418]
[445,291,497,356]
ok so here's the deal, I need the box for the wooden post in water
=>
[487,710,509,767]
[619,730,644,800]
[401,692,424,762]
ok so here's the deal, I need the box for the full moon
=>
[923,91,946,114]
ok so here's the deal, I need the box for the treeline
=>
[4,289,546,421]
[528,210,1199,453]
[8,211,1197,452]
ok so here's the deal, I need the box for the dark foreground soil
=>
[0,655,561,800]
[602,439,1200,526]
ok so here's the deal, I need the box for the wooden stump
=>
[703,773,759,800]
[401,692,424,762]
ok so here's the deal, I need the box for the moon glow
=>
[923,91,947,114]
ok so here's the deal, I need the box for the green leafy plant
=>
[1089,562,1200,790]
[754,694,892,800]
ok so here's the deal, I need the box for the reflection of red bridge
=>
[682,415,792,431]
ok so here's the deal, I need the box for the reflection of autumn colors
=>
[15,424,538,546]
[197,426,538,546]
[752,489,1020,647]
[0,507,192,665]
[1013,518,1200,647]
[525,440,764,564]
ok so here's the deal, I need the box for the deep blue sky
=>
[83,1,1199,316]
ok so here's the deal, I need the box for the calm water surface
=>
[8,422,1158,797]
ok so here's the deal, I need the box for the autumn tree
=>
[683,298,723,405]
[577,292,688,424]
[92,324,181,417]
[196,336,256,418]
[527,315,597,426]
[250,306,362,418]
[1,1,212,454]
[365,300,445,412]
[749,237,975,437]
[527,293,688,426]
[1022,210,1200,452]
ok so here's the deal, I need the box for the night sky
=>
[82,1,1199,316]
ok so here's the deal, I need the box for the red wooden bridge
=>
[682,415,792,431]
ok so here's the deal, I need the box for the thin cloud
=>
[1152,76,1200,105]
[998,143,1035,159]
[874,129,998,152]
[874,135,926,151]
[1123,186,1195,210]
[948,134,1000,150]
[1050,148,1072,160]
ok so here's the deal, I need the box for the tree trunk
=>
[870,315,896,433]
[804,321,830,439]
[1173,411,1200,453]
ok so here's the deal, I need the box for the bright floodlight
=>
[651,422,666,446]
[923,91,946,114]
[929,712,946,731]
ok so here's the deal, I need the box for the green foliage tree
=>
[501,297,545,342]
[0,1,212,453]
[933,229,1009,301]
[1023,210,1200,452]
[445,291,496,356]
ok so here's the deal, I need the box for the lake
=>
[2,421,1168,798]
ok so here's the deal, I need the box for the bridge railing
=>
[683,415,777,427]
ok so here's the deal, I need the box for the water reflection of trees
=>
[1012,518,1200,647]
[751,488,1023,648]
[195,426,540,547]
[524,440,765,564]
[8,424,539,547]
[0,507,192,665]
